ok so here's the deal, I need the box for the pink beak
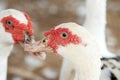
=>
[21,38,54,60]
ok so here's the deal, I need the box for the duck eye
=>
[61,32,68,38]
[6,20,13,25]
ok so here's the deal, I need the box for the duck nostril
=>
[43,39,46,43]
[42,38,48,43]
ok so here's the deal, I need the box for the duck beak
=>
[19,32,48,60]
[24,38,53,53]
[20,37,53,60]
[22,38,54,59]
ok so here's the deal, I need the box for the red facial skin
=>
[44,27,81,53]
[1,13,34,44]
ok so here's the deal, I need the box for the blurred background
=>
[0,0,120,80]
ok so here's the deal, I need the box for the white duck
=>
[60,0,120,80]
[0,9,34,80]
[25,22,101,80]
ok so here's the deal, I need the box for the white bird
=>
[0,9,34,80]
[60,0,120,80]
[24,22,101,80]
[59,0,111,79]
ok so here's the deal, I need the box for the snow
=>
[24,55,44,68]
[42,67,58,79]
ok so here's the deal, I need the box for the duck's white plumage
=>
[0,9,32,80]
[83,0,115,57]
[60,0,120,80]
[83,0,120,80]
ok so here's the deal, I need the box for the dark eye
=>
[61,32,68,38]
[6,20,13,25]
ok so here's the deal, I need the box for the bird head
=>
[24,22,99,60]
[0,9,34,45]
[44,23,82,53]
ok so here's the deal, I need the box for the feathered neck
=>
[0,56,8,80]
[84,0,115,57]
[57,43,101,80]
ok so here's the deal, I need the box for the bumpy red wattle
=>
[1,14,34,43]
[44,28,81,52]
[24,13,34,36]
